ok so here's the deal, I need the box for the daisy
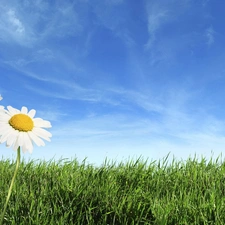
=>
[0,106,52,153]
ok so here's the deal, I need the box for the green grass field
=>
[1,155,225,225]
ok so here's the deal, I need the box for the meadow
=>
[1,155,225,225]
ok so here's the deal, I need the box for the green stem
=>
[0,147,20,225]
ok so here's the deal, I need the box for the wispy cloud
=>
[0,7,29,45]
[7,9,25,34]
[38,2,83,40]
[0,0,85,47]
[205,26,215,45]
[90,1,135,48]
[144,1,191,49]
[143,0,218,66]
[144,1,192,66]
[49,103,225,165]
[91,0,125,30]
[145,4,169,49]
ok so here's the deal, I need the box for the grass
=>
[1,155,225,224]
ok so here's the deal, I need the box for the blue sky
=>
[1,0,225,165]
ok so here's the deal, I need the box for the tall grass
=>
[1,156,225,224]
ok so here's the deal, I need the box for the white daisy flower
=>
[0,106,52,153]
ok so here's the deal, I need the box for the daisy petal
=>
[28,109,36,118]
[7,106,20,116]
[33,118,52,128]
[32,127,52,141]
[21,107,28,114]
[28,131,45,146]
[22,133,33,153]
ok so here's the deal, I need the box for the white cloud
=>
[46,81,225,146]
[0,7,27,44]
[7,9,25,34]
[39,2,82,40]
[47,107,225,165]
[144,1,191,50]
[205,26,215,45]
[90,0,135,47]
[146,9,169,48]
[0,0,85,47]
[145,1,173,49]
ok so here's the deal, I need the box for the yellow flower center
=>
[9,114,34,132]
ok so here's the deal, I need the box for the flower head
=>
[0,106,52,153]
